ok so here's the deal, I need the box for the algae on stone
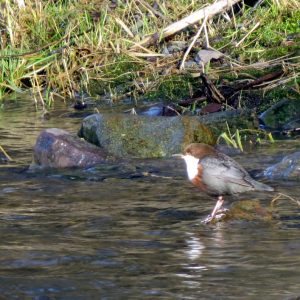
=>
[79,113,215,158]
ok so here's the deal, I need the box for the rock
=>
[282,119,300,131]
[195,49,224,65]
[0,153,9,164]
[162,41,187,55]
[199,109,259,134]
[79,113,215,158]
[139,103,180,117]
[264,151,300,180]
[200,103,222,114]
[212,199,274,223]
[140,105,163,116]
[31,128,107,169]
[227,200,273,221]
[283,294,300,300]
[215,144,242,156]
[79,110,258,158]
[259,99,300,130]
[182,60,199,69]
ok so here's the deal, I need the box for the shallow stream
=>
[0,98,300,299]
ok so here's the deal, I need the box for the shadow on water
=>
[0,97,300,299]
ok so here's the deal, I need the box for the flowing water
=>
[0,98,300,300]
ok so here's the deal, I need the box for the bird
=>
[175,143,274,223]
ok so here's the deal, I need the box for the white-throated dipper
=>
[175,143,274,223]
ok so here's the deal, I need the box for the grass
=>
[218,122,275,152]
[214,4,300,62]
[0,0,299,107]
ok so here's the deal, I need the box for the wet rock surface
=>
[264,151,300,180]
[259,99,300,130]
[31,128,107,169]
[79,110,258,158]
[79,113,215,158]
[227,199,274,222]
[212,199,274,223]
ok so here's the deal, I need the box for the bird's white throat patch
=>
[182,154,199,180]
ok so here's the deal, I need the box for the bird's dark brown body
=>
[180,143,273,222]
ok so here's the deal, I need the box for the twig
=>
[216,54,298,72]
[115,17,134,38]
[165,105,181,116]
[178,96,206,106]
[233,70,284,91]
[135,0,166,19]
[0,145,12,161]
[271,193,300,208]
[180,15,208,70]
[201,74,225,103]
[235,22,260,47]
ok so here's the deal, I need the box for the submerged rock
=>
[0,152,9,164]
[31,128,107,169]
[264,151,300,180]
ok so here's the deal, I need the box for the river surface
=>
[0,97,300,299]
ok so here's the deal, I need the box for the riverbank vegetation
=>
[0,0,299,109]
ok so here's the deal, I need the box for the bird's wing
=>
[200,154,253,188]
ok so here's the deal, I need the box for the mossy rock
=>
[79,110,259,158]
[79,113,216,158]
[259,99,300,130]
[199,109,259,135]
[211,199,274,223]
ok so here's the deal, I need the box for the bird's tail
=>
[253,180,274,192]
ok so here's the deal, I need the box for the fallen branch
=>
[130,0,242,50]
[233,69,285,91]
[178,96,206,107]
[201,74,225,103]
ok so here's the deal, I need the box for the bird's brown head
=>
[183,143,217,159]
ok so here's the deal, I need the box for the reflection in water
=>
[177,232,207,292]
[185,232,205,261]
[0,99,300,299]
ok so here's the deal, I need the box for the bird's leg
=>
[202,196,225,224]
[210,196,225,219]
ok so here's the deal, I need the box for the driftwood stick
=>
[233,70,285,90]
[131,0,242,50]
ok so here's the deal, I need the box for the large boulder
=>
[79,110,258,158]
[31,128,107,169]
[79,113,215,158]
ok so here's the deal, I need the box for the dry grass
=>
[0,0,299,105]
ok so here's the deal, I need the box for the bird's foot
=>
[216,208,229,215]
[201,208,230,224]
[201,215,214,224]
